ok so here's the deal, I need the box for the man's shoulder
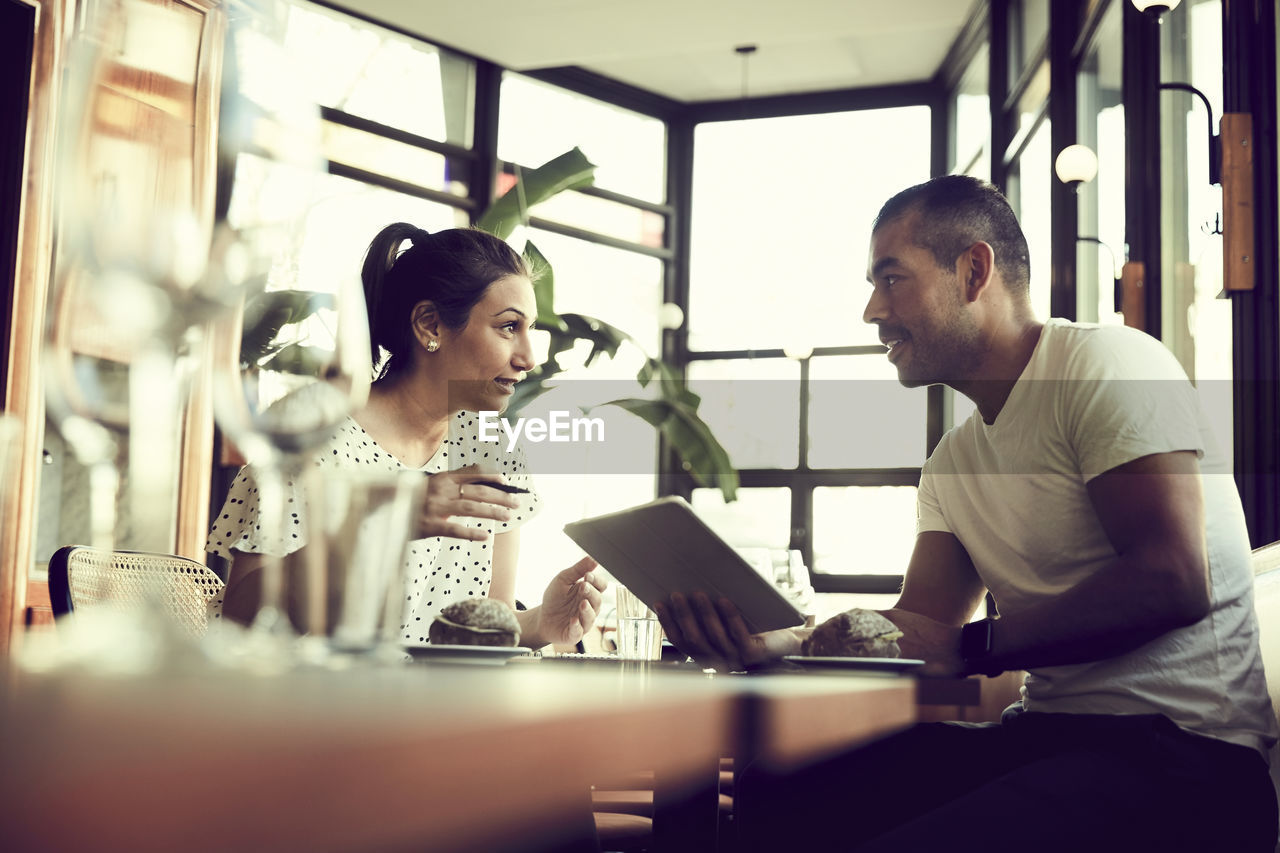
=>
[1041,319,1187,381]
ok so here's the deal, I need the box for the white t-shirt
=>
[918,318,1276,754]
[206,411,541,642]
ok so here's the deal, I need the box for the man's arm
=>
[969,450,1209,675]
[877,529,987,671]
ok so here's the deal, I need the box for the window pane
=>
[691,487,792,551]
[1076,0,1125,325]
[526,187,665,248]
[498,74,666,203]
[807,355,928,469]
[526,228,664,358]
[1009,118,1052,321]
[285,3,473,146]
[1160,0,1231,459]
[953,44,990,174]
[688,106,931,352]
[687,359,801,470]
[812,486,917,576]
[322,120,468,196]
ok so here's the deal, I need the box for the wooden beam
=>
[1222,112,1255,292]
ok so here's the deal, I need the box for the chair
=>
[47,545,225,637]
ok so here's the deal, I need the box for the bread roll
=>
[801,608,902,658]
[428,599,521,647]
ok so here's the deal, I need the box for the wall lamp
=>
[1131,0,1182,20]
[1160,82,1221,185]
[1053,143,1132,321]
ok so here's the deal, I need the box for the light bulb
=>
[1131,0,1181,14]
[658,302,684,330]
[1055,144,1099,185]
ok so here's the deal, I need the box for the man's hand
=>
[656,592,803,672]
[880,608,963,676]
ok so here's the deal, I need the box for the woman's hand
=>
[418,463,522,541]
[656,592,805,672]
[534,557,605,646]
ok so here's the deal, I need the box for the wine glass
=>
[44,0,230,554]
[205,0,371,664]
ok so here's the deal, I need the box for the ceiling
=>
[327,0,981,103]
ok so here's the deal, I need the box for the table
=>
[0,660,915,852]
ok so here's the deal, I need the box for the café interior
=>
[2,0,1280,850]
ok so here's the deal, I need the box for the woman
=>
[207,224,604,649]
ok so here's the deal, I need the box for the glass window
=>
[321,120,468,196]
[807,355,928,469]
[691,487,792,551]
[525,227,665,359]
[953,44,990,177]
[1075,0,1125,325]
[284,2,473,146]
[527,188,665,248]
[687,359,801,470]
[1009,0,1050,81]
[812,486,918,577]
[688,106,932,352]
[498,74,666,203]
[1008,117,1053,321]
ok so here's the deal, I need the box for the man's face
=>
[862,213,982,387]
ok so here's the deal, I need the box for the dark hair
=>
[872,175,1031,296]
[360,224,532,379]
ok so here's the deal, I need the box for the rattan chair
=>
[47,545,225,637]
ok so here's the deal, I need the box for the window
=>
[496,76,669,606]
[1075,0,1126,325]
[686,103,935,592]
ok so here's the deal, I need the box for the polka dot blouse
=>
[206,411,541,641]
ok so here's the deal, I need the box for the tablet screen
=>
[563,496,805,634]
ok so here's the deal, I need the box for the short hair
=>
[872,175,1031,296]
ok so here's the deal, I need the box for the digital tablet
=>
[563,496,805,634]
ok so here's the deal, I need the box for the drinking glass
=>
[615,585,662,661]
[294,467,424,665]
[205,0,371,661]
[45,0,226,553]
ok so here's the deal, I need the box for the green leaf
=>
[592,397,739,502]
[476,148,596,240]
[524,240,567,333]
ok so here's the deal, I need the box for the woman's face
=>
[435,274,539,413]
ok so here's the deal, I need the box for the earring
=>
[427,340,439,352]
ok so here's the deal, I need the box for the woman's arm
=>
[490,531,603,650]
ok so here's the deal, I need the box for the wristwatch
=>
[959,617,1003,677]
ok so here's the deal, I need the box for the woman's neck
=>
[356,372,452,468]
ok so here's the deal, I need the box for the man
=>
[658,175,1277,851]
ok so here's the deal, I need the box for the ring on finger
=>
[459,484,465,499]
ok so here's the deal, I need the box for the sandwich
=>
[801,608,903,658]
[428,599,521,647]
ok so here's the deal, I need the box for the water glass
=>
[615,585,662,661]
[296,468,424,658]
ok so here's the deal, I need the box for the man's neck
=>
[952,317,1045,425]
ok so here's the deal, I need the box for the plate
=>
[405,644,531,665]
[781,656,925,674]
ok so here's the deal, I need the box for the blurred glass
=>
[321,120,469,196]
[688,106,931,352]
[206,0,371,655]
[296,468,424,662]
